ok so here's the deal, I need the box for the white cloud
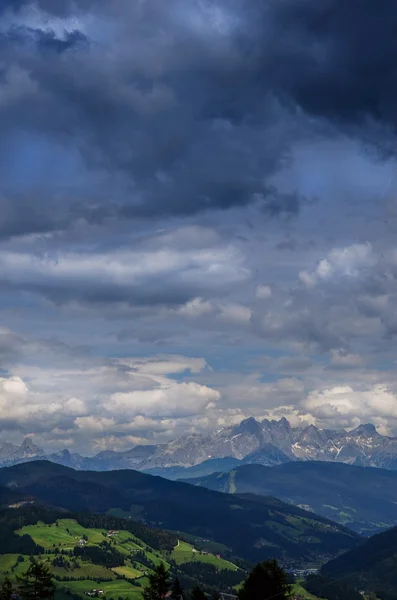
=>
[75,416,116,433]
[218,303,252,324]
[0,231,250,306]
[0,376,28,395]
[110,381,220,419]
[302,384,397,430]
[177,297,214,317]
[0,349,222,450]
[299,243,376,287]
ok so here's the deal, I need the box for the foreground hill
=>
[183,461,397,535]
[322,525,397,600]
[0,461,360,565]
[0,503,242,599]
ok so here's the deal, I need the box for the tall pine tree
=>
[190,586,206,600]
[238,560,291,600]
[18,559,55,600]
[143,563,170,600]
[0,577,13,600]
[171,578,184,600]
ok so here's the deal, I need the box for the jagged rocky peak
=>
[301,424,322,439]
[0,417,396,473]
[19,437,43,454]
[234,416,262,436]
[275,417,292,432]
[351,423,379,437]
[261,416,291,432]
[55,449,71,458]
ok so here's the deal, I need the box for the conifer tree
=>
[171,577,184,600]
[18,559,55,600]
[238,560,291,600]
[143,563,170,600]
[0,576,14,600]
[190,586,206,600]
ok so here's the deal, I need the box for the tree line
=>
[0,555,368,600]
[143,560,290,600]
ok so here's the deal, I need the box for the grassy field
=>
[4,518,242,600]
[0,554,30,578]
[292,583,326,599]
[169,532,232,556]
[172,541,238,571]
[62,578,143,600]
[17,519,106,549]
[53,563,116,580]
[7,519,158,600]
[112,564,144,579]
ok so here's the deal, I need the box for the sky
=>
[1,0,397,453]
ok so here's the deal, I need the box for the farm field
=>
[16,519,106,549]
[63,578,143,600]
[292,583,326,599]
[171,541,239,571]
[0,516,243,600]
[3,518,165,600]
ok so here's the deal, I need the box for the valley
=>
[0,460,393,600]
[0,461,360,565]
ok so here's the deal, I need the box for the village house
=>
[107,530,119,538]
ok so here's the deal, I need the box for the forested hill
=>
[0,503,243,599]
[0,460,360,564]
[322,525,397,600]
[182,461,397,534]
[0,503,178,556]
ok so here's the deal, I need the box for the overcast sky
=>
[1,0,397,453]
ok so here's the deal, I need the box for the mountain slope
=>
[183,461,397,535]
[0,461,360,565]
[0,503,242,598]
[323,526,397,600]
[143,457,243,480]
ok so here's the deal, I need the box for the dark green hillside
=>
[0,461,360,565]
[323,525,397,600]
[0,504,242,599]
[184,461,397,534]
[0,484,33,507]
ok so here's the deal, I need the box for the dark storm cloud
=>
[264,0,397,128]
[0,0,396,239]
[0,0,102,16]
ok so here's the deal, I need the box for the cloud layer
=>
[1,0,397,450]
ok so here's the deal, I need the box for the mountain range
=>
[4,417,397,473]
[0,460,360,565]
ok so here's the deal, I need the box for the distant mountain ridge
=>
[4,417,397,472]
[182,461,397,535]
